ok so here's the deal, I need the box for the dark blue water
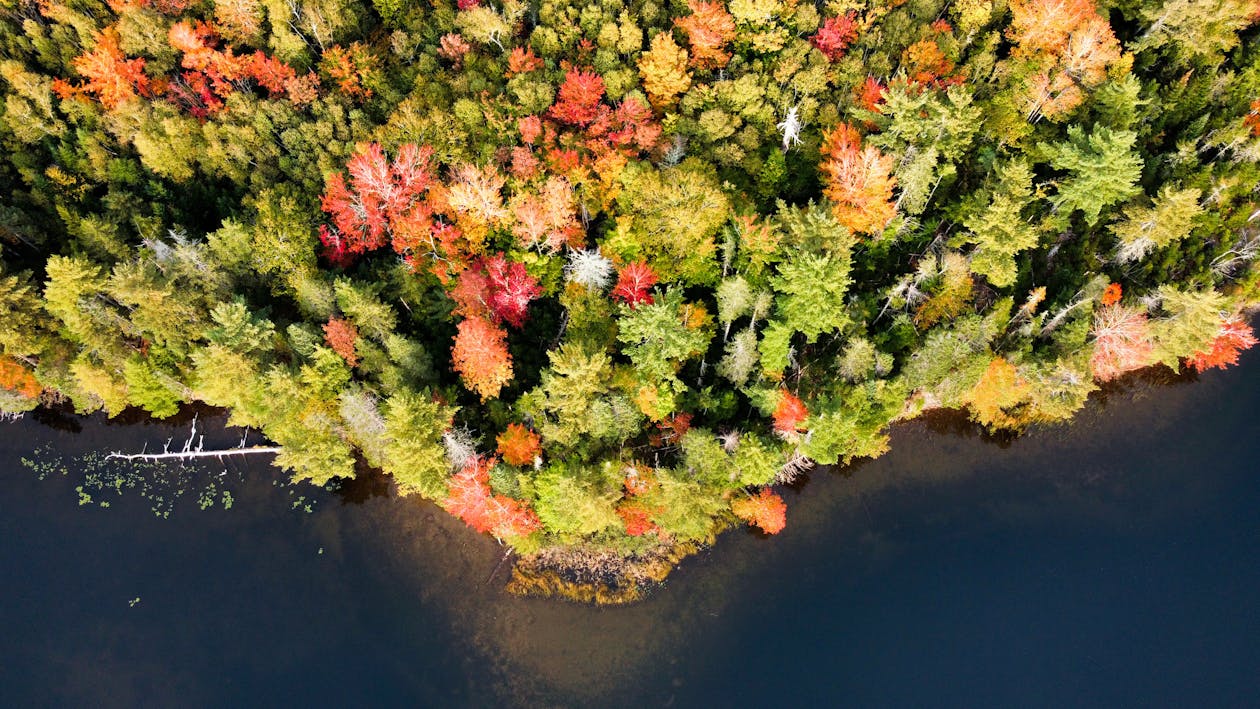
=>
[2,348,1258,707]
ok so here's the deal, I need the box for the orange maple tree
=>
[819,123,897,236]
[731,489,787,535]
[1101,282,1123,306]
[772,390,808,437]
[674,0,736,70]
[452,316,513,400]
[0,357,41,399]
[323,317,360,367]
[496,423,542,466]
[70,28,150,109]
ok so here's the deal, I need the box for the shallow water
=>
[2,349,1259,707]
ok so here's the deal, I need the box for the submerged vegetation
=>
[1,0,1259,599]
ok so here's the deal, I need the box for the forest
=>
[1,0,1258,601]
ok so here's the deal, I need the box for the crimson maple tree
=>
[811,14,859,61]
[611,261,659,307]
[1187,317,1258,372]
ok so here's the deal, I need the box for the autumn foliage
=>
[69,29,149,109]
[451,253,542,328]
[323,318,360,367]
[0,357,41,399]
[443,456,542,539]
[811,14,859,61]
[1101,282,1123,306]
[549,70,606,126]
[320,143,435,261]
[1090,304,1153,381]
[1186,317,1258,372]
[731,489,787,535]
[675,0,736,70]
[452,316,513,400]
[496,423,542,466]
[772,390,808,437]
[819,123,897,236]
[611,261,659,307]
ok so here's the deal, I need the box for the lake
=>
[2,347,1259,707]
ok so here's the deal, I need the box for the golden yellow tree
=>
[638,32,691,109]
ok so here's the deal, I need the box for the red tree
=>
[548,70,605,126]
[483,254,542,328]
[731,489,787,535]
[444,456,543,539]
[811,13,859,61]
[772,390,808,436]
[320,143,435,262]
[1187,317,1258,372]
[611,261,658,307]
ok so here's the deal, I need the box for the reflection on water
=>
[2,353,1259,706]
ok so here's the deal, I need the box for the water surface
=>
[2,350,1259,706]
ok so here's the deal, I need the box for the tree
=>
[1042,126,1142,226]
[611,260,658,307]
[444,457,543,539]
[731,488,787,534]
[321,143,435,260]
[483,254,542,328]
[1090,304,1152,381]
[607,162,730,285]
[953,160,1040,287]
[819,124,897,236]
[497,423,542,466]
[772,390,807,436]
[323,317,359,366]
[616,288,712,383]
[1112,187,1203,264]
[1186,317,1258,372]
[0,356,41,400]
[382,390,456,500]
[811,14,858,61]
[675,0,736,70]
[71,28,150,109]
[452,316,513,400]
[638,32,691,109]
[966,357,1034,431]
[549,70,605,126]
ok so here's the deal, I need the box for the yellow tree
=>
[638,32,691,109]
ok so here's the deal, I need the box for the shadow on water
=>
[2,351,1260,706]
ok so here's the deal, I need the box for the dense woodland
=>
[2,0,1259,594]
